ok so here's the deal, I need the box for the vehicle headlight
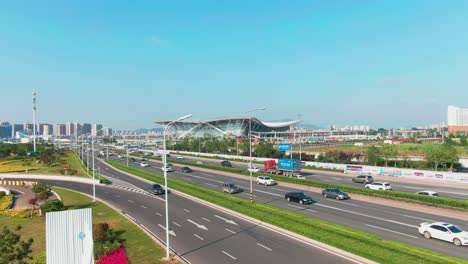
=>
[461,237,468,240]
[338,195,344,198]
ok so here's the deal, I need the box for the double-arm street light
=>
[246,107,266,203]
[162,114,192,260]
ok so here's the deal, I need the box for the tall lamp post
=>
[246,108,266,203]
[162,114,192,260]
[90,127,107,202]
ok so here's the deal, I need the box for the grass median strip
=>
[163,158,468,212]
[107,160,467,264]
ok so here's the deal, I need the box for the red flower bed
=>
[97,243,128,264]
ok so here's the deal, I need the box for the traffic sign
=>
[278,143,291,151]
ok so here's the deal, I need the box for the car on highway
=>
[247,165,259,173]
[196,161,203,165]
[176,156,184,160]
[129,157,137,163]
[117,155,123,159]
[419,222,468,246]
[140,162,149,167]
[322,188,350,200]
[161,165,174,172]
[180,166,193,173]
[352,175,374,184]
[365,182,392,190]
[221,160,232,167]
[141,158,148,161]
[222,182,242,194]
[151,184,166,195]
[416,191,439,196]
[256,176,276,186]
[285,192,314,204]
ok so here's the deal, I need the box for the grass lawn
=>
[0,187,167,264]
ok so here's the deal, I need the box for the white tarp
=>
[46,208,94,264]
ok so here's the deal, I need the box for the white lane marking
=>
[222,251,237,260]
[173,221,181,227]
[184,208,191,213]
[158,224,176,236]
[114,195,120,198]
[128,200,134,203]
[315,203,418,228]
[141,205,147,209]
[225,228,236,234]
[202,217,211,222]
[366,224,420,239]
[270,187,288,192]
[187,219,208,230]
[214,215,238,225]
[253,189,282,197]
[327,200,360,207]
[256,243,273,251]
[306,208,318,213]
[287,204,305,210]
[399,186,420,190]
[194,234,204,240]
[155,212,163,216]
[205,183,217,187]
[403,215,436,222]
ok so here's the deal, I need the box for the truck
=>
[264,159,302,177]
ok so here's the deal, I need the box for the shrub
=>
[40,199,64,213]
[0,209,30,218]
[0,191,5,199]
[32,182,52,200]
[93,223,109,242]
[30,251,46,264]
[0,195,13,210]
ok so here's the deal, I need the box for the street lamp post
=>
[90,127,107,202]
[162,114,192,260]
[246,108,266,203]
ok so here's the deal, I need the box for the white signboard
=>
[46,208,94,264]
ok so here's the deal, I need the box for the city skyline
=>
[2,1,468,129]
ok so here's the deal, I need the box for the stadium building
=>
[156,117,301,138]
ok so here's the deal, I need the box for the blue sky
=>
[1,0,468,129]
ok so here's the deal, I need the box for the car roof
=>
[373,181,389,184]
[418,190,438,194]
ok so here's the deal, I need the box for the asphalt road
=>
[105,155,468,260]
[28,164,360,263]
[169,154,468,200]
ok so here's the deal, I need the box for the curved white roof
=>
[157,117,301,129]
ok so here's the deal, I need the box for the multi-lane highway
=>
[167,154,468,200]
[21,160,363,264]
[104,155,468,260]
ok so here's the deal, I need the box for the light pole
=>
[162,114,192,260]
[246,108,266,203]
[90,127,107,202]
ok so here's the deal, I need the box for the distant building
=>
[65,122,75,136]
[0,123,12,139]
[103,128,113,137]
[73,122,82,137]
[54,124,66,136]
[82,123,92,135]
[92,124,103,136]
[42,124,53,137]
[448,106,468,134]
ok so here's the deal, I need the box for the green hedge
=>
[107,160,467,264]
[166,158,468,212]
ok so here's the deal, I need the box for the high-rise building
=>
[73,122,82,137]
[82,123,92,135]
[54,124,66,136]
[447,106,468,134]
[42,124,53,137]
[103,128,113,137]
[65,122,75,136]
[11,124,24,138]
[92,124,103,136]
[0,123,12,139]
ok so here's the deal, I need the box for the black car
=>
[322,188,350,200]
[180,166,193,173]
[141,158,148,161]
[221,161,232,167]
[129,157,137,163]
[352,175,374,184]
[285,192,314,204]
[151,184,165,195]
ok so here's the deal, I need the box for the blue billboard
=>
[278,143,291,151]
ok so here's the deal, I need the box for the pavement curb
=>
[104,159,376,264]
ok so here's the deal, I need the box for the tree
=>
[366,146,381,166]
[380,145,398,167]
[424,144,459,171]
[255,142,277,158]
[31,182,52,200]
[0,225,34,264]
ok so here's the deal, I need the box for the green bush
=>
[30,251,46,264]
[40,199,64,213]
[32,182,52,200]
[107,160,467,264]
[0,191,5,199]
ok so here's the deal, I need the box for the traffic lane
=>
[111,158,468,259]
[90,160,360,263]
[171,155,468,200]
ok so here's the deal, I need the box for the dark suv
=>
[322,188,350,200]
[352,175,374,184]
[221,161,232,167]
[151,184,165,195]
[285,192,314,204]
[180,166,193,173]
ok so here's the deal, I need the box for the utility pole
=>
[32,90,37,153]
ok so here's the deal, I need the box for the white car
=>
[256,176,276,186]
[140,162,149,167]
[416,191,439,196]
[365,182,392,190]
[176,156,184,160]
[248,166,259,173]
[117,155,123,159]
[161,166,174,172]
[419,222,468,246]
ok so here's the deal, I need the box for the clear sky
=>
[1,1,468,129]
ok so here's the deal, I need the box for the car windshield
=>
[152,184,162,189]
[264,177,271,180]
[448,225,463,233]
